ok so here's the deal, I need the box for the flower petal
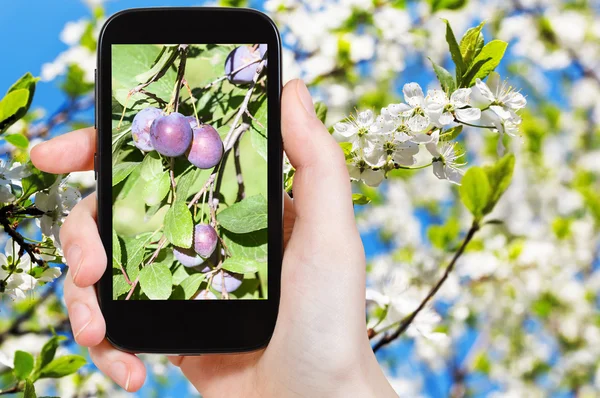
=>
[455,107,481,122]
[403,83,425,107]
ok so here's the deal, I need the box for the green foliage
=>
[314,102,328,123]
[164,203,193,248]
[14,350,34,380]
[249,95,268,161]
[440,125,463,142]
[0,73,38,134]
[427,218,460,250]
[459,154,515,221]
[4,133,29,148]
[459,167,491,221]
[442,19,466,84]
[473,352,491,374]
[23,379,36,398]
[461,40,508,87]
[177,273,207,299]
[38,355,86,379]
[61,65,94,97]
[459,21,485,67]
[138,263,173,300]
[112,162,140,186]
[21,163,58,201]
[429,0,467,13]
[221,257,261,274]
[217,194,268,233]
[34,335,67,373]
[352,193,371,205]
[429,58,456,93]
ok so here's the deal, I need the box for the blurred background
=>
[1,0,599,396]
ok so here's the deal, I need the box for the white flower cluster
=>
[0,238,61,299]
[334,73,526,186]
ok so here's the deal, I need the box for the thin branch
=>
[173,45,189,113]
[0,205,45,267]
[233,141,245,202]
[372,221,480,352]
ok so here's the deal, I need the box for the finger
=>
[283,192,295,248]
[30,127,96,173]
[281,80,356,232]
[63,269,105,347]
[60,193,107,287]
[166,352,261,396]
[278,80,367,337]
[88,339,146,392]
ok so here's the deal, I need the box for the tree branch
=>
[372,221,480,352]
[233,141,245,202]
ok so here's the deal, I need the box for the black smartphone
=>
[95,7,282,354]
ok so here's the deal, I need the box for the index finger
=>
[30,127,96,173]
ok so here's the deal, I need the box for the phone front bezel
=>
[97,7,282,354]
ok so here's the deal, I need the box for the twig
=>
[372,221,480,352]
[0,205,45,267]
[233,141,245,202]
[201,58,262,90]
[173,45,189,113]
[169,158,177,201]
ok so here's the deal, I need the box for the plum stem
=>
[182,79,201,127]
[169,158,177,201]
[233,140,245,202]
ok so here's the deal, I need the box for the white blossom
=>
[35,179,81,251]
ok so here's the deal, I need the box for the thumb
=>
[281,79,356,233]
[278,80,367,336]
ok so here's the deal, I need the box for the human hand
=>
[30,79,396,397]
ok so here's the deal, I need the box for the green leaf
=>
[142,172,170,206]
[4,133,29,148]
[249,96,268,162]
[0,89,29,133]
[175,169,200,203]
[164,202,193,247]
[123,233,154,280]
[113,274,131,299]
[112,229,122,269]
[430,0,467,13]
[138,263,172,300]
[439,125,463,141]
[352,193,371,205]
[21,164,58,201]
[442,19,466,83]
[0,73,39,134]
[14,351,34,380]
[460,21,486,67]
[112,45,176,104]
[80,22,96,52]
[427,218,460,250]
[38,355,86,379]
[140,152,164,181]
[429,58,456,93]
[462,40,508,87]
[314,102,328,123]
[113,162,139,186]
[217,194,267,234]
[222,229,267,262]
[35,335,66,374]
[339,142,354,160]
[459,167,490,220]
[178,273,206,299]
[134,46,179,84]
[61,64,94,97]
[481,153,515,215]
[221,257,261,274]
[24,379,36,398]
[473,352,491,374]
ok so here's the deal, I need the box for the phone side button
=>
[94,153,97,180]
[94,69,97,129]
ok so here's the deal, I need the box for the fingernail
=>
[67,244,83,282]
[69,302,91,339]
[109,361,131,391]
[295,80,316,118]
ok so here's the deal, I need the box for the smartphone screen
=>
[111,44,268,301]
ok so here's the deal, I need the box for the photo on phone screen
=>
[111,44,268,301]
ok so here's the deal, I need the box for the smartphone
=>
[95,7,282,354]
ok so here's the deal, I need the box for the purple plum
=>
[224,45,267,85]
[149,112,192,157]
[194,290,217,300]
[187,124,224,169]
[185,115,199,129]
[194,224,218,259]
[131,107,161,151]
[173,246,205,268]
[211,271,243,293]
